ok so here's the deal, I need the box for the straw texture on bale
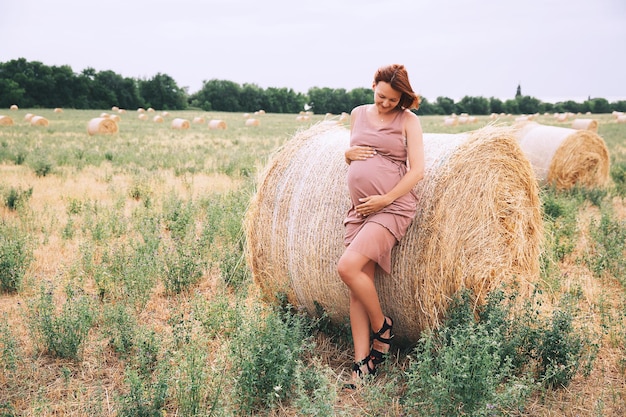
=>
[87,117,118,135]
[514,122,610,190]
[245,123,543,345]
[571,118,598,132]
[208,119,227,129]
[0,115,14,126]
[171,118,190,129]
[30,116,49,126]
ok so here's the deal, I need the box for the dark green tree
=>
[489,97,504,114]
[139,73,187,110]
[516,95,541,114]
[435,96,456,115]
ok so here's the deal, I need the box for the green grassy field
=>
[0,108,625,416]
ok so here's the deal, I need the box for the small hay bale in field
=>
[138,114,148,121]
[193,116,205,124]
[112,106,119,112]
[153,115,164,123]
[54,108,63,113]
[443,116,457,126]
[137,108,145,113]
[208,119,227,129]
[10,104,18,110]
[245,118,260,126]
[171,118,190,129]
[109,114,120,122]
[514,122,610,190]
[244,123,543,344]
[30,116,49,126]
[24,113,34,122]
[0,115,14,126]
[87,117,118,135]
[617,114,626,124]
[571,118,598,132]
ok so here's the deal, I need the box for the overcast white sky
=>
[1,0,624,103]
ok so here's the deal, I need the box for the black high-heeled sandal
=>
[369,316,394,366]
[343,356,376,390]
[353,356,376,378]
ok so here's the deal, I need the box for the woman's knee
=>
[337,255,354,284]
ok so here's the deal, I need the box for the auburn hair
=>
[374,64,420,110]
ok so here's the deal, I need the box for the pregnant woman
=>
[337,64,424,386]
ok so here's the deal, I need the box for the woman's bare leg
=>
[338,250,385,373]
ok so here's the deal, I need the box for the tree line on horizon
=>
[1,58,625,116]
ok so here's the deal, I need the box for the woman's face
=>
[372,81,401,114]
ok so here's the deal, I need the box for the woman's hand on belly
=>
[345,145,376,164]
[356,194,391,217]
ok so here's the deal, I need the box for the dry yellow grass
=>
[1,111,624,415]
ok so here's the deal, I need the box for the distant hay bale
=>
[24,113,34,122]
[617,115,626,124]
[112,106,120,112]
[147,108,155,113]
[208,119,227,129]
[245,118,260,126]
[30,116,49,127]
[54,108,63,113]
[137,108,145,113]
[571,118,598,132]
[171,118,190,129]
[244,123,543,344]
[193,116,205,124]
[514,122,610,190]
[87,117,118,135]
[10,105,18,110]
[109,114,121,122]
[0,115,14,126]
[153,115,164,123]
[443,117,457,126]
[138,114,148,121]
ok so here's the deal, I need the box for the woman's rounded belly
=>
[347,156,399,199]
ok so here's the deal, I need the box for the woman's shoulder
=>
[351,104,370,115]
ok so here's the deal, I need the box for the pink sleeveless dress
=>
[344,104,418,274]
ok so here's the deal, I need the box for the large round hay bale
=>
[245,123,543,345]
[571,118,598,132]
[171,118,190,129]
[87,117,118,135]
[514,122,610,190]
[0,115,14,126]
[30,116,49,127]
